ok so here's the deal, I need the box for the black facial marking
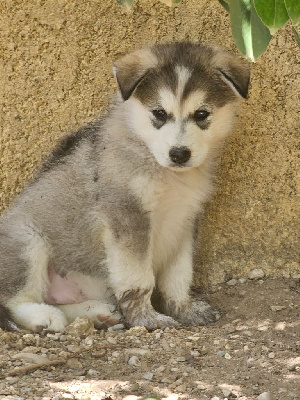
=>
[193,109,211,130]
[152,109,167,122]
[151,109,174,130]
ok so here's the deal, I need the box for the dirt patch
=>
[0,277,299,400]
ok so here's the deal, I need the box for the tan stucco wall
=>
[0,0,299,285]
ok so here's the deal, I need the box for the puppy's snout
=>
[169,146,191,164]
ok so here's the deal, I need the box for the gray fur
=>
[0,42,250,331]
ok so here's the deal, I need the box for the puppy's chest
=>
[130,173,203,236]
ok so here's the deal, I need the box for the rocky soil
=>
[0,276,299,400]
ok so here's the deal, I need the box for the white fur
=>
[126,83,238,170]
[11,302,67,332]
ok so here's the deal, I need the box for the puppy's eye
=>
[194,109,210,122]
[152,109,167,122]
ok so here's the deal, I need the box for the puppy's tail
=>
[0,304,18,331]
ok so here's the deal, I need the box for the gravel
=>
[0,277,299,399]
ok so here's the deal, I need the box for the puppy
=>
[0,42,250,331]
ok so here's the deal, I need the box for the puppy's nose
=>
[169,146,191,164]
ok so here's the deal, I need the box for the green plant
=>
[116,0,300,61]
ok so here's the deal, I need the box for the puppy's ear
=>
[113,48,157,101]
[212,49,251,99]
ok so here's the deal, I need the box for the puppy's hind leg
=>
[0,224,67,332]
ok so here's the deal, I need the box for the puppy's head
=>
[114,42,250,170]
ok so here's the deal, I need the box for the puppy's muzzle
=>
[169,146,191,165]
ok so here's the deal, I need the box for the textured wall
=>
[0,0,299,285]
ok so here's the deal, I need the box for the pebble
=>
[65,316,94,336]
[176,383,187,391]
[222,388,232,397]
[66,358,83,370]
[257,392,274,400]
[224,353,232,360]
[270,305,286,311]
[143,372,153,380]
[128,356,141,367]
[125,348,151,357]
[248,268,265,280]
[108,323,125,331]
[239,277,247,283]
[66,345,81,353]
[12,352,48,364]
[107,337,117,345]
[226,279,238,286]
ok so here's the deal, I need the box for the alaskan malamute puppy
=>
[0,42,250,331]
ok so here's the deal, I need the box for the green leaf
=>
[159,0,182,6]
[230,0,272,61]
[284,0,300,25]
[116,0,135,9]
[218,0,230,13]
[253,0,289,34]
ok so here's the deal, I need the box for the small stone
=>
[242,330,253,337]
[66,345,81,353]
[176,383,187,391]
[22,346,40,353]
[257,392,274,400]
[125,348,151,357]
[46,333,61,340]
[107,336,117,345]
[222,388,232,397]
[143,372,153,380]
[155,365,166,373]
[239,277,247,283]
[107,323,125,331]
[128,356,141,367]
[12,352,48,364]
[211,397,220,400]
[268,352,275,359]
[226,279,238,286]
[161,338,171,351]
[224,324,236,334]
[176,356,186,362]
[65,316,94,336]
[66,358,83,370]
[161,377,173,384]
[187,336,200,341]
[197,384,206,390]
[131,383,139,391]
[217,351,227,357]
[224,353,232,360]
[248,268,265,280]
[87,369,98,376]
[270,305,286,312]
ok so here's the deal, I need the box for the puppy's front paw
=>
[177,300,219,326]
[126,311,179,331]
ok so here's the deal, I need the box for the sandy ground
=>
[0,277,299,400]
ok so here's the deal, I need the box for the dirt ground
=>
[0,277,299,400]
